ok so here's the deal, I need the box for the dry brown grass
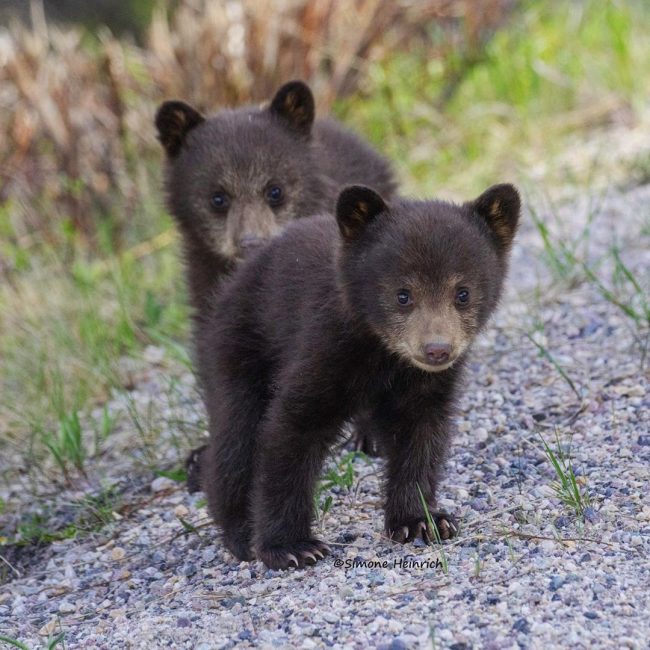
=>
[147,0,468,111]
[0,0,516,252]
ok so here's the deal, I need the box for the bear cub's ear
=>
[472,183,521,254]
[268,80,315,137]
[336,186,388,241]
[155,101,205,158]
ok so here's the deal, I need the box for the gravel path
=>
[1,183,649,649]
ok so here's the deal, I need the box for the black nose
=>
[424,342,451,365]
[238,235,264,254]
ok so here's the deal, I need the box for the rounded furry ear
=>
[155,101,205,157]
[336,186,387,241]
[472,183,521,254]
[268,81,315,137]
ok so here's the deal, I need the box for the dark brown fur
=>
[155,81,396,314]
[196,183,520,569]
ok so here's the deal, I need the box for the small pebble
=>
[179,563,197,577]
[151,476,176,493]
[58,601,76,614]
[111,547,126,561]
[513,618,530,634]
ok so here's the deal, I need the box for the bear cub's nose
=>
[424,342,451,365]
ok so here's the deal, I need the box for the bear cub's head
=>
[336,184,520,372]
[156,81,323,263]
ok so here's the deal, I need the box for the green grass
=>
[530,199,649,330]
[315,451,370,523]
[0,201,189,482]
[527,190,603,287]
[539,429,591,519]
[416,484,449,575]
[320,451,369,493]
[0,636,31,650]
[526,181,649,363]
[582,247,650,328]
[8,485,120,546]
[0,633,66,650]
[528,195,649,361]
[43,411,86,483]
[337,0,650,196]
[525,328,582,402]
[155,467,188,483]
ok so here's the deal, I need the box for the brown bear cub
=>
[155,80,396,314]
[156,81,396,475]
[196,182,520,569]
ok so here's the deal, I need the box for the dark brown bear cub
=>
[157,81,395,473]
[197,183,520,569]
[155,80,395,314]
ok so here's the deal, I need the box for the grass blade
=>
[416,483,449,575]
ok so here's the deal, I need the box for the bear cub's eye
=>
[211,192,230,212]
[397,289,412,306]
[266,185,284,207]
[455,288,470,306]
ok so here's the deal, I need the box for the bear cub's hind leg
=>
[203,375,268,562]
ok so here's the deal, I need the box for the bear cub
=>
[157,81,396,474]
[197,183,520,569]
[155,80,396,314]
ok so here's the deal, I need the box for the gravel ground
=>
[1,183,649,649]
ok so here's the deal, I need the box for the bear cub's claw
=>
[257,539,331,570]
[432,512,458,540]
[388,511,458,544]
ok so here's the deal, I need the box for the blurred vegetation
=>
[0,0,161,37]
[0,0,649,488]
[339,0,650,194]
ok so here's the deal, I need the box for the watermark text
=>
[333,557,443,570]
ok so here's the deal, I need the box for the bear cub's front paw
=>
[257,539,331,570]
[387,511,458,543]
